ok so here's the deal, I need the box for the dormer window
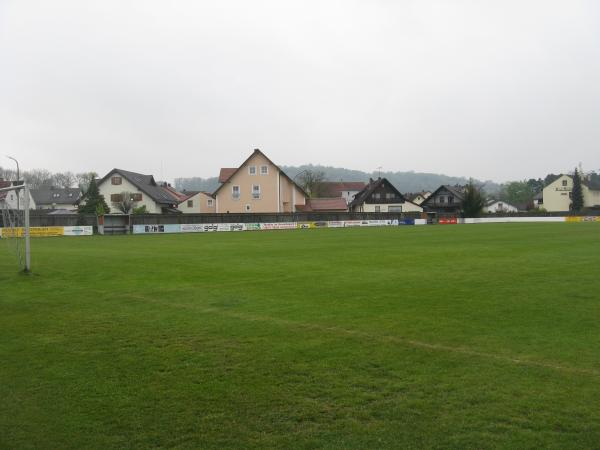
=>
[52,193,60,198]
[111,176,122,185]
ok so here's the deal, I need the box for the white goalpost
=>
[0,183,31,272]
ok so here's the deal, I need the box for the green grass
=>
[2,223,600,449]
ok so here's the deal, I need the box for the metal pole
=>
[6,156,20,210]
[24,184,31,272]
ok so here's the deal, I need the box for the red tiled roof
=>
[219,168,237,183]
[299,197,348,212]
[319,181,366,197]
[162,184,187,201]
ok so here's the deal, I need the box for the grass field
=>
[2,223,600,449]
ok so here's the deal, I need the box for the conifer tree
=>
[461,179,485,217]
[571,168,584,212]
[78,178,110,214]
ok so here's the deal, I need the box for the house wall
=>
[36,202,77,211]
[98,173,161,214]
[178,192,216,214]
[542,174,600,211]
[215,152,307,213]
[484,202,518,213]
[2,188,36,210]
[360,201,423,213]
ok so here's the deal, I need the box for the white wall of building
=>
[98,174,162,214]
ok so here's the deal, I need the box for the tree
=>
[114,192,138,215]
[78,178,110,214]
[52,171,76,188]
[499,181,534,206]
[23,169,53,189]
[296,170,326,197]
[76,172,98,195]
[571,168,584,212]
[461,179,486,217]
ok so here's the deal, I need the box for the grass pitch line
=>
[122,292,600,377]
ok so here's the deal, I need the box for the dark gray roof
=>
[349,177,411,207]
[99,169,180,205]
[31,187,81,205]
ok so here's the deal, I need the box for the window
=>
[375,206,381,212]
[389,206,403,212]
[111,193,123,202]
[187,200,193,207]
[232,185,240,199]
[386,193,395,199]
[52,193,60,198]
[207,198,214,207]
[373,193,381,200]
[111,176,122,185]
[438,195,445,203]
[562,180,568,186]
[68,193,73,197]
[260,165,268,175]
[131,193,142,201]
[252,184,261,199]
[248,166,257,175]
[245,204,251,212]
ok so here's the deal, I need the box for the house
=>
[542,174,600,212]
[31,187,81,210]
[296,198,348,212]
[420,185,465,215]
[317,181,366,204]
[178,191,216,214]
[406,191,432,205]
[532,191,543,209]
[483,199,518,213]
[0,179,36,210]
[213,149,308,213]
[349,178,423,213]
[96,169,181,214]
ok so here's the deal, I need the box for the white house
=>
[0,180,36,210]
[31,187,81,211]
[483,199,518,213]
[542,174,600,212]
[96,169,181,214]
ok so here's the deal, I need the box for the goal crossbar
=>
[0,183,31,272]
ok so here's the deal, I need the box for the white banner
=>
[63,226,93,236]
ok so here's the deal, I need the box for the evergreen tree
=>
[78,178,110,214]
[571,168,584,212]
[461,179,486,217]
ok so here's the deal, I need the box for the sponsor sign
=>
[260,222,297,230]
[343,220,363,227]
[1,226,64,238]
[327,221,344,228]
[565,216,599,223]
[398,219,415,225]
[439,218,458,225]
[246,223,261,231]
[297,222,315,229]
[63,226,93,236]
[133,224,181,234]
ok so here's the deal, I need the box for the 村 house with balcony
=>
[420,185,465,215]
[213,149,308,213]
[348,178,423,213]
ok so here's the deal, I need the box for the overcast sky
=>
[1,1,599,183]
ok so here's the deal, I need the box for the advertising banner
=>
[439,218,458,225]
[1,226,64,238]
[260,222,297,230]
[133,224,181,234]
[63,226,93,236]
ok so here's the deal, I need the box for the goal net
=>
[0,183,31,272]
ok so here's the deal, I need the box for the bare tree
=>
[52,171,76,188]
[0,166,18,181]
[76,172,98,195]
[297,170,327,197]
[23,169,53,189]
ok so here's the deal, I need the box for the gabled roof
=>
[219,168,237,183]
[31,187,82,205]
[297,197,348,212]
[421,185,466,207]
[213,149,308,197]
[319,181,366,197]
[161,184,187,201]
[98,169,180,205]
[349,177,416,207]
[179,190,215,203]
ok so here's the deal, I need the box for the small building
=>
[542,174,600,212]
[407,191,432,205]
[97,169,181,214]
[213,149,308,213]
[31,187,81,211]
[178,191,216,214]
[420,185,465,215]
[349,178,423,213]
[532,191,543,209]
[483,199,518,213]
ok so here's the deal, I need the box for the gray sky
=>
[1,0,599,183]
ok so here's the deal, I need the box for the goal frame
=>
[0,183,31,272]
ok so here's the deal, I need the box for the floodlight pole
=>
[23,184,31,272]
